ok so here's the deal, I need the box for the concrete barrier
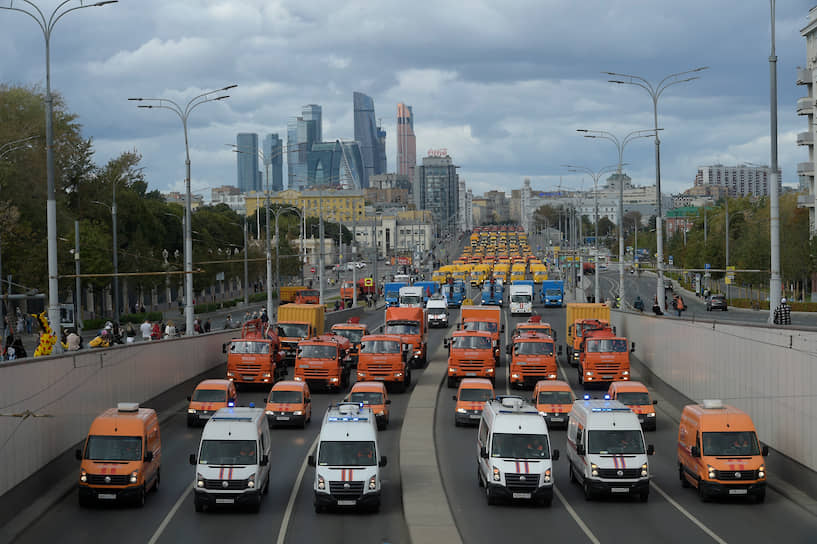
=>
[613,311,817,477]
[0,332,233,496]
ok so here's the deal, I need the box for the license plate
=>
[276,416,290,421]
[512,492,531,499]
[216,498,235,504]
[550,417,564,422]
[469,414,481,419]
[602,375,613,379]
[337,500,356,506]
[611,487,630,493]
[729,489,748,495]
[466,372,477,377]
[374,377,386,381]
[200,414,211,419]
[242,375,254,381]
[97,493,116,500]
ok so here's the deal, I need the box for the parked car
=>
[663,279,673,291]
[706,294,728,311]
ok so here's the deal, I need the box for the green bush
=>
[119,312,163,323]
[83,318,107,330]
[728,298,769,310]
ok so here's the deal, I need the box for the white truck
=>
[308,402,388,512]
[426,297,450,328]
[509,284,533,315]
[398,285,424,308]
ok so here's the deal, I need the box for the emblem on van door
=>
[222,481,229,488]
[519,476,526,481]
[344,483,350,489]
[617,470,623,476]
[735,472,741,478]
[104,476,111,483]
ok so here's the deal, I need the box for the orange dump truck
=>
[293,334,351,391]
[507,331,561,388]
[577,327,634,386]
[223,319,285,386]
[356,334,412,392]
[340,281,357,306]
[445,330,496,388]
[330,317,370,365]
[460,305,503,362]
[276,304,325,365]
[565,302,610,366]
[280,285,307,303]
[384,306,427,366]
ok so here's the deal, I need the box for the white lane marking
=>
[554,486,601,544]
[275,434,321,544]
[651,482,729,544]
[147,485,192,544]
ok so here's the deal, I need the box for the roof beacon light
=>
[603,394,611,400]
[583,394,591,400]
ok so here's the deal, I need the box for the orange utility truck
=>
[356,334,412,392]
[276,304,325,365]
[293,334,351,391]
[460,305,503,362]
[445,330,496,388]
[506,331,561,388]
[384,306,427,366]
[564,302,610,366]
[330,317,370,365]
[224,319,285,386]
[577,328,633,386]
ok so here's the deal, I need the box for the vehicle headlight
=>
[707,465,716,479]
[262,372,271,378]
[591,463,599,477]
[548,374,556,379]
[585,371,593,376]
[197,473,205,488]
[248,474,255,488]
[265,410,274,415]
[369,475,377,490]
[331,378,339,382]
[539,411,547,417]
[293,410,303,416]
[758,465,765,479]
[622,371,629,376]
[449,368,456,374]
[80,469,87,483]
[188,408,196,414]
[511,373,519,378]
[357,372,365,378]
[544,468,552,483]
[376,410,385,415]
[641,463,648,477]
[647,413,656,417]
[487,368,494,374]
[226,371,234,377]
[318,475,325,490]
[294,376,303,381]
[457,408,467,414]
[395,372,403,378]
[130,470,139,484]
[492,466,501,482]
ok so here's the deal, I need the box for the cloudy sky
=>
[1,0,813,199]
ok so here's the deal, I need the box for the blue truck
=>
[384,281,408,308]
[413,281,439,305]
[481,282,504,306]
[441,280,466,308]
[540,280,564,307]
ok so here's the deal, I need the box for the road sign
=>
[725,265,736,285]
[704,263,711,269]
[311,267,316,274]
[668,255,674,266]
[364,278,373,287]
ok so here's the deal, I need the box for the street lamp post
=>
[130,84,236,335]
[272,205,302,311]
[2,0,118,352]
[605,66,707,313]
[577,128,659,308]
[768,0,782,322]
[92,182,118,323]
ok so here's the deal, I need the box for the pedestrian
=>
[204,318,211,333]
[140,318,152,341]
[773,297,792,325]
[125,322,137,344]
[193,318,203,334]
[224,314,235,329]
[11,337,26,359]
[64,328,82,351]
[151,321,162,341]
[334,300,341,311]
[164,320,177,339]
[674,295,685,317]
[652,296,663,316]
[260,309,269,323]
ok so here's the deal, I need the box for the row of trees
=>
[0,85,350,315]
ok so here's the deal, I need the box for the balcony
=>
[797,131,814,146]
[798,67,813,85]
[797,97,814,115]
[797,161,815,176]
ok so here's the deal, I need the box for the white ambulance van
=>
[566,397,655,501]
[398,285,424,308]
[189,407,271,512]
[308,402,387,512]
[509,284,533,315]
[477,396,559,507]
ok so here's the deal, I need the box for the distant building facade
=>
[353,92,386,188]
[306,140,366,189]
[397,103,416,182]
[262,133,284,192]
[694,164,781,198]
[415,152,460,237]
[287,104,322,191]
[236,133,260,193]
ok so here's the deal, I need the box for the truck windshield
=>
[278,323,309,338]
[586,339,627,353]
[537,391,574,404]
[198,439,257,465]
[192,389,227,402]
[230,341,269,354]
[333,329,365,344]
[616,392,651,406]
[545,289,562,296]
[299,290,319,297]
[452,336,492,350]
[587,430,645,454]
[515,342,553,355]
[463,321,497,333]
[348,392,384,405]
[491,433,551,459]
[511,295,532,303]
[85,436,142,461]
[459,388,493,402]
[298,345,337,359]
[702,431,760,456]
[361,340,401,354]
[385,323,419,335]
[318,441,376,466]
[269,390,302,403]
[400,295,423,305]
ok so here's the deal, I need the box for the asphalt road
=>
[435,301,816,544]
[14,303,445,544]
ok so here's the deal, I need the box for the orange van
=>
[607,381,657,431]
[187,379,237,427]
[531,380,574,428]
[75,402,161,507]
[345,381,391,430]
[452,378,494,426]
[677,399,769,502]
[264,380,312,428]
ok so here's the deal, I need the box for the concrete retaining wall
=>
[613,312,817,472]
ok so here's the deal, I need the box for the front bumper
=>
[486,483,553,503]
[266,411,306,426]
[636,414,656,430]
[78,483,144,502]
[540,413,570,427]
[428,318,449,328]
[455,409,483,425]
[586,478,650,497]
[194,489,261,507]
[700,480,766,499]
[314,490,381,508]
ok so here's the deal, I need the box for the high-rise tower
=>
[397,103,416,183]
[236,133,259,193]
[353,92,385,188]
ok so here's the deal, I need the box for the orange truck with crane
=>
[223,319,285,386]
[356,334,412,392]
[293,333,352,391]
[577,327,634,386]
[384,306,427,366]
[445,330,496,388]
[506,331,561,388]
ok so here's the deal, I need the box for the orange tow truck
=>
[445,330,496,388]
[223,319,285,386]
[356,334,411,392]
[507,331,561,388]
[460,305,503,363]
[384,306,427,366]
[330,317,370,366]
[512,315,556,341]
[577,328,634,386]
[293,334,351,391]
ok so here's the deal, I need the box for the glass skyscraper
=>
[307,140,366,189]
[397,103,416,183]
[416,153,459,237]
[262,133,284,192]
[236,133,259,193]
[287,105,322,191]
[353,92,386,188]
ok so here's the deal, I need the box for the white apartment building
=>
[799,6,817,235]
[694,165,781,198]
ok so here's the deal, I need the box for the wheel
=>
[263,472,270,495]
[248,496,261,513]
[186,416,195,428]
[135,486,146,508]
[194,496,204,512]
[369,500,381,513]
[539,496,553,507]
[477,466,484,487]
[455,418,461,427]
[486,485,497,505]
[680,465,690,488]
[755,489,766,503]
[578,367,584,385]
[300,416,307,429]
[153,469,161,492]
[447,377,457,388]
[639,491,649,502]
[314,503,324,514]
[583,480,593,501]
[697,479,709,502]
[569,462,577,483]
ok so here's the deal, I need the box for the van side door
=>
[477,418,490,477]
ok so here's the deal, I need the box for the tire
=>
[539,496,553,507]
[639,491,649,502]
[583,480,593,501]
[194,496,204,512]
[314,503,324,514]
[486,486,497,506]
[153,469,161,492]
[135,486,146,508]
[447,377,457,388]
[697,479,709,502]
[263,472,270,495]
[680,464,690,488]
[248,496,261,513]
[455,418,461,427]
[755,489,766,503]
[370,500,381,513]
[569,462,577,483]
[578,367,584,385]
[477,466,484,487]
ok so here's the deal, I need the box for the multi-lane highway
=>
[435,302,816,544]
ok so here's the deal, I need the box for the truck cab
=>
[339,282,357,307]
[512,316,556,341]
[578,329,633,385]
[295,289,320,304]
[276,304,325,365]
[445,330,496,388]
[507,331,561,388]
[480,279,504,306]
[330,318,370,366]
[224,319,285,386]
[293,335,351,391]
[426,296,450,328]
[509,284,534,316]
[460,305,503,363]
[384,281,408,308]
[384,306,427,366]
[568,318,612,367]
[356,334,412,392]
[398,285,425,308]
[541,280,564,307]
[441,280,466,308]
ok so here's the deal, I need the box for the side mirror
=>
[630,342,636,352]
[452,395,458,401]
[379,456,388,467]
[222,343,227,354]
[480,446,489,459]
[690,446,700,458]
[500,325,505,333]
[652,400,658,405]
[506,345,511,354]
[75,448,82,461]
[385,399,392,405]
[307,455,316,467]
[305,398,311,404]
[576,444,586,456]
[186,396,191,401]
[443,338,450,348]
[144,451,154,463]
[558,345,563,355]
[552,449,560,461]
[647,444,655,456]
[260,454,269,466]
[189,454,197,466]
[762,445,770,457]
